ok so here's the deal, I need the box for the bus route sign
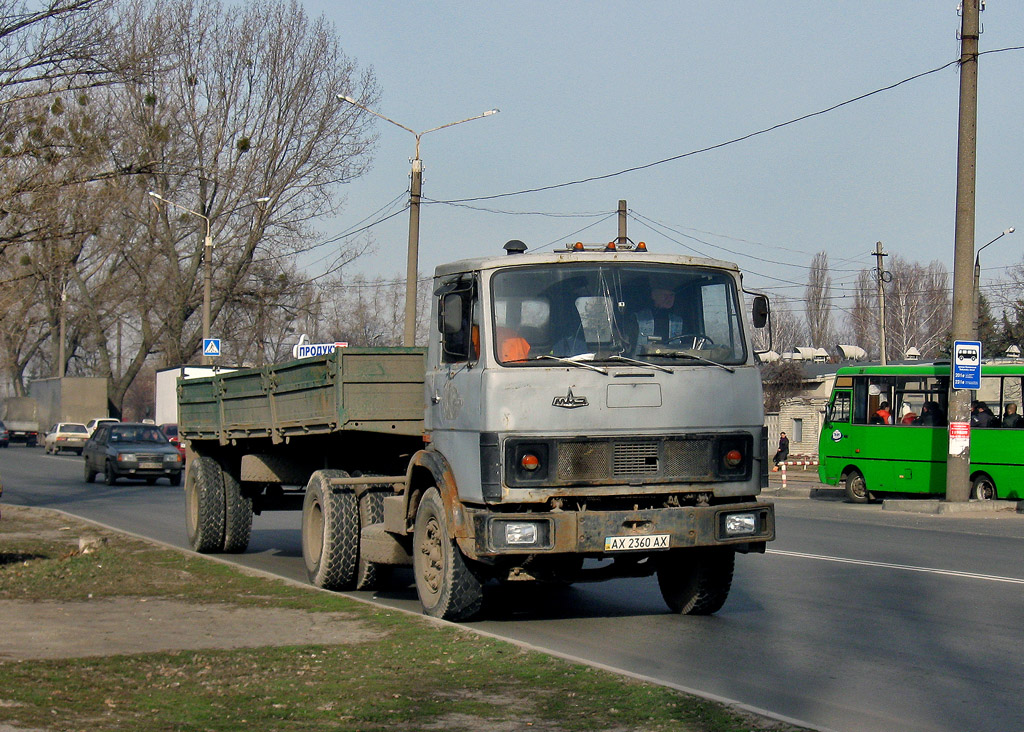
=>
[952,340,981,389]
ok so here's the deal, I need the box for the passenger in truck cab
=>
[496,326,530,362]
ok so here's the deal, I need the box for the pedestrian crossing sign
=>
[203,338,221,357]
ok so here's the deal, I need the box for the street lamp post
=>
[337,95,498,346]
[973,226,1015,340]
[148,191,215,364]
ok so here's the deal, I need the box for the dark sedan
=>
[83,422,183,486]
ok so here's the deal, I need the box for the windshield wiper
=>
[659,352,736,373]
[606,355,673,373]
[534,354,609,374]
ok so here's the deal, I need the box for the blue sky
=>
[304,2,1023,318]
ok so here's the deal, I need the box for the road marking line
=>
[767,549,1024,584]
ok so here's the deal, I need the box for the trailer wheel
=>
[302,470,359,590]
[844,469,872,504]
[413,487,483,621]
[657,547,735,615]
[356,489,392,590]
[221,463,252,553]
[185,456,226,553]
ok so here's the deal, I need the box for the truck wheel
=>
[656,547,735,615]
[185,456,226,553]
[84,460,96,484]
[413,487,483,621]
[302,470,359,590]
[104,461,118,485]
[221,463,252,553]
[844,469,871,504]
[356,489,392,590]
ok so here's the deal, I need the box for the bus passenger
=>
[872,402,892,424]
[1001,403,1021,428]
[914,401,945,426]
[971,401,995,428]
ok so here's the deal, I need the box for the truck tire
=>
[413,487,483,621]
[221,464,252,553]
[185,456,226,553]
[656,547,735,615]
[302,470,359,590]
[356,489,392,591]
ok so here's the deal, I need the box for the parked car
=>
[159,423,186,461]
[83,422,183,486]
[44,422,89,455]
[0,420,8,448]
[85,417,119,437]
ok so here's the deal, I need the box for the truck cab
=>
[413,243,774,614]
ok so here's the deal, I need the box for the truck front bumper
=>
[459,500,774,558]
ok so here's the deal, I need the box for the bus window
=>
[828,391,851,423]
[1001,377,1022,426]
[853,378,869,424]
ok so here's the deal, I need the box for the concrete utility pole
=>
[617,200,627,247]
[874,242,888,366]
[946,0,981,503]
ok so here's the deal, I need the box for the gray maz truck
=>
[178,242,775,621]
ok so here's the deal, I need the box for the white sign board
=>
[291,342,349,359]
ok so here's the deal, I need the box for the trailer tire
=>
[413,487,483,621]
[302,470,359,590]
[356,489,392,590]
[185,456,226,553]
[221,464,253,553]
[657,547,735,615]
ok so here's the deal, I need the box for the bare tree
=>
[804,251,834,350]
[884,256,950,360]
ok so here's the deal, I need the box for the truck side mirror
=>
[440,293,471,362]
[441,294,464,335]
[752,295,769,329]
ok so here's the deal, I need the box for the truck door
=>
[427,275,486,502]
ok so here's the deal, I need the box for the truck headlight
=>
[490,519,551,549]
[723,512,757,536]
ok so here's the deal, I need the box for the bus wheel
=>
[844,469,871,504]
[971,475,996,500]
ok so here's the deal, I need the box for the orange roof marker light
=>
[564,240,648,252]
[636,241,647,251]
[572,241,586,251]
[604,241,617,251]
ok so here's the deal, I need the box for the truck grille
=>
[556,437,715,482]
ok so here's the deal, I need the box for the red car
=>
[159,423,186,461]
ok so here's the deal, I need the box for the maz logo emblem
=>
[552,388,588,409]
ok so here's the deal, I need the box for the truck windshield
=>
[491,263,747,366]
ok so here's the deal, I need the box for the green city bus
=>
[818,362,1024,502]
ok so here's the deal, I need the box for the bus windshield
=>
[490,263,747,366]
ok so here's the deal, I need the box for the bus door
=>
[819,381,853,485]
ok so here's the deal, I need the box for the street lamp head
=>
[1006,227,1015,235]
[337,94,357,105]
[255,196,271,204]
[483,109,499,116]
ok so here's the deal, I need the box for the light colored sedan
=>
[44,422,89,455]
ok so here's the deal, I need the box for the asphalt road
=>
[2,445,1023,732]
